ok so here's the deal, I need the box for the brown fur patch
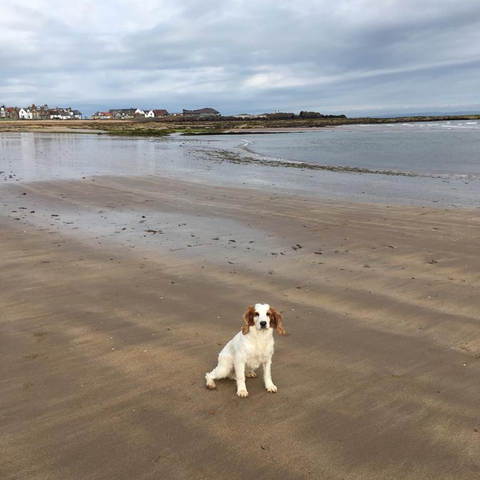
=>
[242,306,255,335]
[269,306,287,335]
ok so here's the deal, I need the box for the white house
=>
[18,108,33,120]
[49,108,72,120]
[50,110,69,120]
[146,109,169,118]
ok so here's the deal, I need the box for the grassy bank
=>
[1,113,479,136]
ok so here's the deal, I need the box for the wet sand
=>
[1,173,480,479]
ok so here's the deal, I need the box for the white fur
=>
[205,303,279,397]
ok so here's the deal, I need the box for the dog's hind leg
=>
[205,355,233,389]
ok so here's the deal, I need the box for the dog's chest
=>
[245,337,273,368]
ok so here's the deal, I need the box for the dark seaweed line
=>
[208,146,422,177]
[237,146,480,180]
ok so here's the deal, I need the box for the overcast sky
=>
[1,0,480,117]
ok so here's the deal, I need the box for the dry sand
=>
[1,174,480,479]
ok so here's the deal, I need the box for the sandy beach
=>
[1,137,480,479]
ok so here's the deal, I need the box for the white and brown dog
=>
[205,303,286,397]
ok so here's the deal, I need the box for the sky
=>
[1,0,480,117]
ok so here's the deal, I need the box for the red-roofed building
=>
[145,109,169,118]
[92,111,112,119]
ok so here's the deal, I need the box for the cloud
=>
[1,0,480,116]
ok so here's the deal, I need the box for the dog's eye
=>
[266,312,271,317]
[254,312,259,317]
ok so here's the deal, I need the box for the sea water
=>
[233,121,480,177]
[1,123,479,207]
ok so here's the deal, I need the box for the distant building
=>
[134,108,146,117]
[182,108,220,118]
[109,108,136,119]
[145,109,169,118]
[92,111,112,120]
[49,108,70,120]
[0,104,81,120]
[18,108,33,120]
[48,107,83,120]
[5,107,19,120]
[30,104,50,120]
[131,109,170,118]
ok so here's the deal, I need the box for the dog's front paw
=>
[266,384,278,393]
[206,381,216,390]
[237,389,249,398]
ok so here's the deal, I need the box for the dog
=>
[205,303,286,398]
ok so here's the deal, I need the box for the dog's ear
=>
[270,307,287,336]
[242,306,255,335]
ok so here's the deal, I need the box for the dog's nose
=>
[260,321,267,327]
